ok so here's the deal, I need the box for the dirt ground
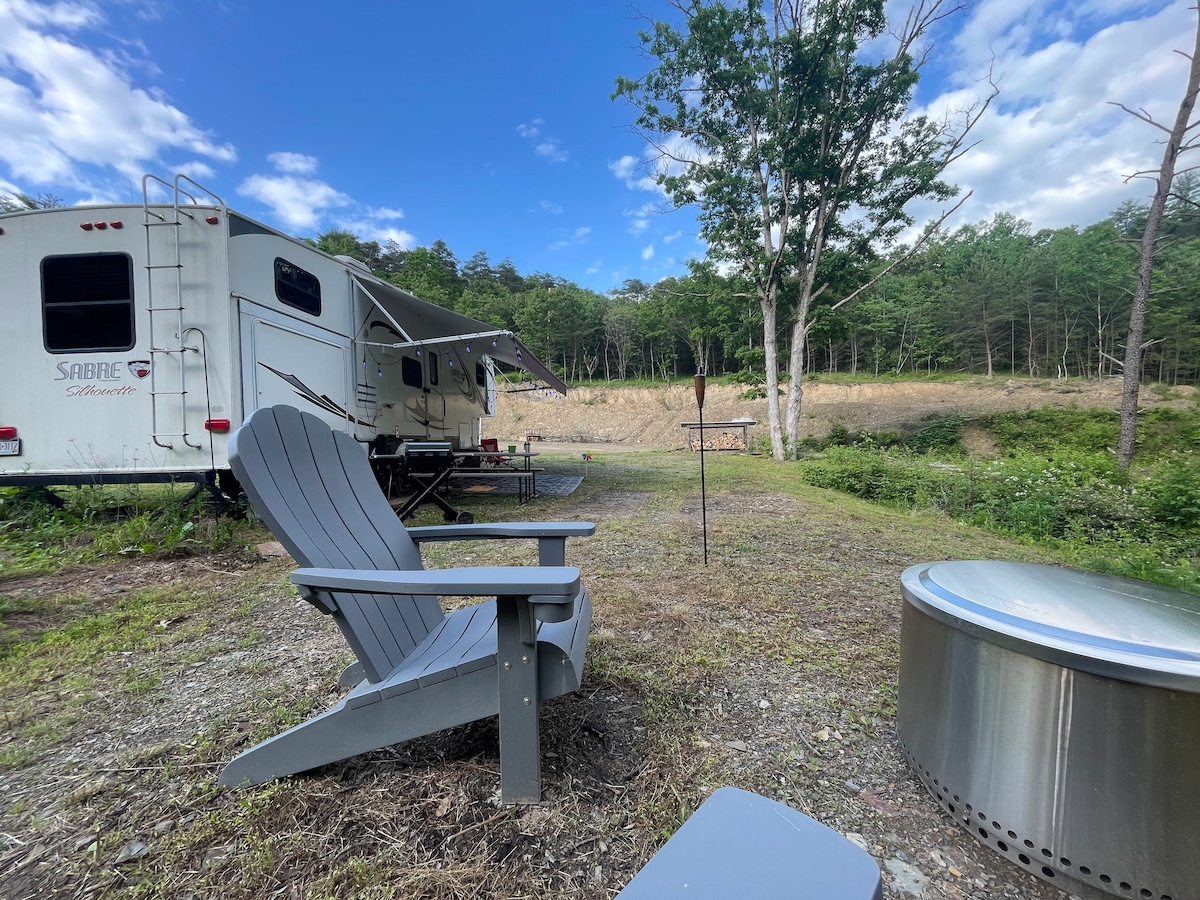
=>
[488,376,1194,453]
[2,378,1193,900]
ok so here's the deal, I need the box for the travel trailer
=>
[0,174,563,492]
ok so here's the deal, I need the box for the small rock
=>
[726,740,749,752]
[114,841,149,865]
[203,843,237,870]
[883,857,929,896]
[845,832,870,851]
[256,540,289,559]
[72,832,98,852]
[758,699,771,709]
[844,780,863,793]
[153,819,175,835]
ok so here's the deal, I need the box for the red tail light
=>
[204,419,231,433]
[0,426,16,440]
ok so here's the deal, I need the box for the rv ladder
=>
[141,174,224,451]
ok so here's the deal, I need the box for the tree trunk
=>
[1116,15,1200,467]
[759,284,785,459]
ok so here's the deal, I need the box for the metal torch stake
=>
[695,370,708,566]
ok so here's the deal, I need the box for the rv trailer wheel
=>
[455,511,475,525]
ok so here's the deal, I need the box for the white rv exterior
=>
[0,175,562,489]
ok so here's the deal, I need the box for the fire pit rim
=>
[901,560,1200,693]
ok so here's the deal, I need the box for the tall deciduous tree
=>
[1113,10,1200,468]
[615,0,991,458]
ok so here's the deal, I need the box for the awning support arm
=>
[351,275,415,344]
[358,329,513,352]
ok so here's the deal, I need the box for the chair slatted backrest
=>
[230,405,446,682]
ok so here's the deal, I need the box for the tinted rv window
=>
[428,351,439,386]
[42,253,135,353]
[274,258,321,315]
[401,356,423,388]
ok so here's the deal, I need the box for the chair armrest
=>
[290,565,580,603]
[407,522,596,567]
[406,522,596,542]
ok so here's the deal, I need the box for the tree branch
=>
[830,190,974,311]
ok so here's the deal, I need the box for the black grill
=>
[398,441,455,473]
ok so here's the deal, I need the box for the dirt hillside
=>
[489,377,1196,451]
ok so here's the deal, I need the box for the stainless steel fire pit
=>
[898,561,1200,900]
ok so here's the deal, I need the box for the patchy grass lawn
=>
[1,451,1069,899]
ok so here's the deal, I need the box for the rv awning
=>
[351,275,566,395]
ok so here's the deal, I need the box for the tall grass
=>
[795,405,1200,593]
[0,483,256,576]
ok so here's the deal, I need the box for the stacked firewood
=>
[689,431,747,451]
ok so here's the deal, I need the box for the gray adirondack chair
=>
[219,405,595,803]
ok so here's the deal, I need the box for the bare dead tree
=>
[1111,7,1200,468]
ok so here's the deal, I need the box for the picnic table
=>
[451,449,542,504]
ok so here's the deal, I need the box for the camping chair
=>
[480,437,511,467]
[219,405,595,803]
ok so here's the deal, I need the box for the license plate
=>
[0,439,20,456]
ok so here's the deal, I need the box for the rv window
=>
[274,258,321,315]
[42,253,135,353]
[428,351,439,386]
[475,362,487,388]
[401,355,423,388]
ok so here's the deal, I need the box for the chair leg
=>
[218,674,496,788]
[496,595,541,803]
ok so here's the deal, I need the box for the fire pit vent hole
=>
[901,743,1172,900]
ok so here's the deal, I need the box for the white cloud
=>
[549,226,591,250]
[610,153,661,193]
[535,141,569,163]
[641,243,654,260]
[516,119,543,139]
[334,206,414,248]
[0,0,236,194]
[518,117,568,163]
[237,153,352,231]
[268,151,319,175]
[904,0,1196,235]
[611,133,709,202]
[664,230,684,243]
[540,199,563,214]
[368,206,405,220]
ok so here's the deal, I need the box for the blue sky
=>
[0,0,1195,294]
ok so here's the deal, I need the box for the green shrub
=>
[1143,452,1200,530]
[904,413,965,455]
[981,406,1118,454]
